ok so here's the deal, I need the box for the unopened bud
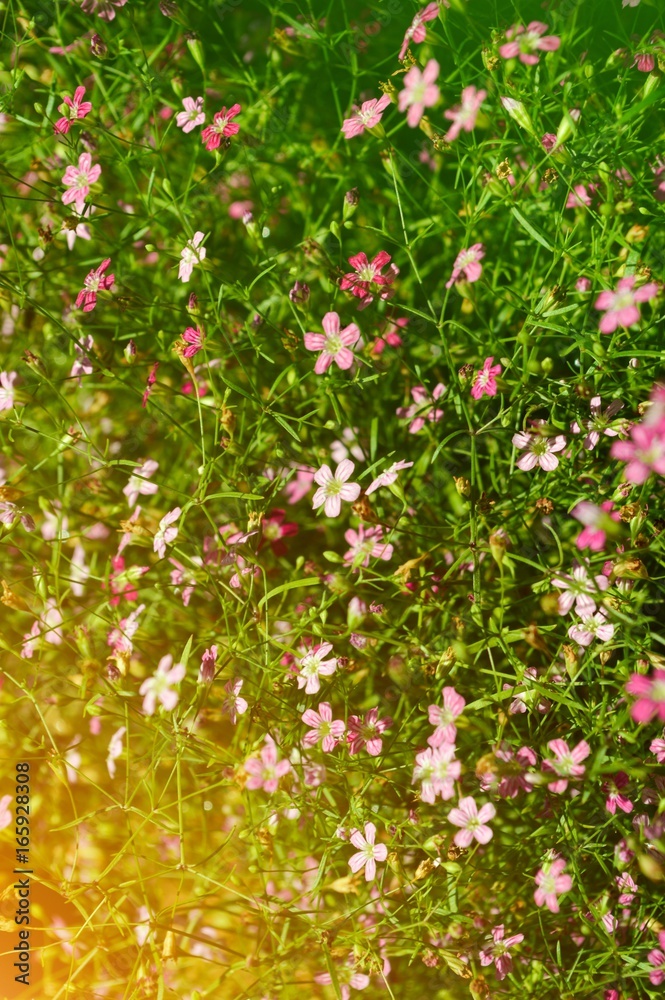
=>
[90,34,107,59]
[289,280,310,304]
[123,340,136,364]
[500,96,535,135]
[454,476,471,498]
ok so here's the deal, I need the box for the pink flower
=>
[244,735,291,792]
[295,642,337,695]
[446,243,485,289]
[443,86,486,141]
[81,0,127,19]
[106,726,126,778]
[568,611,615,647]
[396,383,445,433]
[534,857,572,912]
[552,563,609,616]
[347,708,392,756]
[427,687,465,746]
[478,744,537,798]
[616,871,638,906]
[448,796,496,847]
[576,276,592,292]
[302,702,345,751]
[634,52,656,73]
[222,678,248,723]
[344,524,393,567]
[650,733,665,762]
[571,396,624,450]
[471,357,501,399]
[595,275,658,334]
[179,231,207,282]
[201,104,241,150]
[75,257,114,312]
[0,794,12,829]
[182,325,204,357]
[611,423,665,484]
[176,96,205,133]
[542,738,590,793]
[512,427,567,471]
[341,94,391,139]
[340,251,398,306]
[0,370,17,410]
[259,509,298,556]
[626,669,665,724]
[61,153,101,213]
[412,744,460,803]
[139,654,186,715]
[603,772,633,814]
[648,931,665,985]
[314,966,370,999]
[123,459,159,507]
[153,507,181,559]
[312,460,361,517]
[398,2,441,60]
[541,132,558,152]
[348,822,388,882]
[53,86,92,135]
[479,925,524,980]
[282,464,316,504]
[565,183,595,209]
[199,644,218,684]
[304,312,360,373]
[398,59,440,127]
[365,459,413,496]
[499,22,561,65]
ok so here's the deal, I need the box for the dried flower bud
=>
[345,187,359,206]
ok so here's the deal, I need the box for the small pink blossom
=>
[304,312,360,373]
[512,427,567,471]
[106,726,126,778]
[534,857,572,912]
[75,257,114,312]
[595,275,658,334]
[176,96,205,133]
[626,669,665,724]
[201,104,241,150]
[182,325,204,358]
[365,459,413,496]
[123,459,159,507]
[566,183,594,209]
[312,460,361,518]
[198,645,218,684]
[398,59,440,128]
[499,22,561,65]
[571,396,624,450]
[634,52,656,73]
[552,563,609,616]
[0,794,13,829]
[179,231,207,282]
[444,86,486,141]
[611,423,665,484]
[568,611,615,647]
[139,654,186,715]
[344,524,393,567]
[427,687,465,746]
[648,931,665,986]
[479,925,524,980]
[153,507,181,559]
[448,796,496,847]
[244,735,291,792]
[603,772,633,814]
[81,0,127,19]
[412,744,460,803]
[222,678,248,723]
[61,152,101,213]
[396,383,445,433]
[398,2,441,61]
[347,708,392,756]
[295,642,337,695]
[282,465,316,504]
[259,509,298,556]
[542,738,590,793]
[0,370,17,410]
[53,86,92,135]
[340,251,398,307]
[471,357,501,399]
[650,733,665,762]
[446,243,485,289]
[348,822,388,881]
[576,276,591,292]
[478,744,537,798]
[301,702,345,751]
[341,94,391,139]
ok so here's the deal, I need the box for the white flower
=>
[178,231,207,282]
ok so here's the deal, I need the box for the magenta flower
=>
[75,257,114,312]
[62,152,101,213]
[176,96,205,133]
[182,325,204,358]
[595,275,658,333]
[348,822,388,882]
[412,744,461,803]
[244,735,291,792]
[341,94,391,139]
[479,925,525,981]
[471,357,501,399]
[201,104,241,150]
[365,459,413,496]
[304,312,360,373]
[566,183,594,209]
[153,507,181,559]
[396,383,445,433]
[552,563,609,616]
[534,858,572,912]
[198,644,218,684]
[53,86,92,135]
[398,59,440,127]
[347,708,392,756]
[541,132,558,153]
[398,2,441,60]
[603,772,633,814]
[626,669,665,724]
[123,459,159,507]
[448,796,496,847]
[0,370,17,410]
[443,86,487,141]
[81,0,127,19]
[446,243,485,289]
[222,678,248,723]
[283,465,316,504]
[568,611,615,647]
[139,654,186,715]
[315,967,369,999]
[512,427,567,471]
[499,22,561,65]
[340,251,398,306]
[344,524,393,567]
[650,734,665,763]
[571,396,624,449]
[635,52,656,73]
[70,334,95,383]
[295,642,337,695]
[179,231,207,282]
[648,931,665,985]
[479,744,537,799]
[312,460,361,517]
[542,738,590,793]
[611,423,665,484]
[302,702,345,751]
[259,509,298,556]
[427,686,465,746]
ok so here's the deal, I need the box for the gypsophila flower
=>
[178,231,207,282]
[444,86,486,141]
[348,822,388,882]
[398,59,440,127]
[201,104,241,150]
[106,726,126,778]
[412,744,460,803]
[54,86,92,135]
[153,507,181,559]
[312,460,361,518]
[222,678,248,723]
[479,925,524,981]
[427,687,465,746]
[75,258,114,312]
[296,643,337,695]
[534,857,572,912]
[304,312,360,373]
[448,796,496,847]
[365,460,413,496]
[244,735,291,792]
[398,2,441,60]
[61,152,101,213]
[512,426,567,471]
[176,96,205,133]
[542,738,591,793]
[626,669,665,724]
[446,243,485,289]
[0,371,17,410]
[139,655,185,715]
[595,275,658,333]
[301,702,345,751]
[552,563,610,616]
[347,708,392,756]
[341,94,391,139]
[471,357,501,399]
[568,611,615,647]
[123,460,159,507]
[499,22,561,65]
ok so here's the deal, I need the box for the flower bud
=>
[289,280,310,304]
[454,476,471,498]
[123,339,136,364]
[500,96,535,135]
[90,34,108,59]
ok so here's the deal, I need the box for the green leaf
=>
[511,207,555,252]
[258,577,321,609]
